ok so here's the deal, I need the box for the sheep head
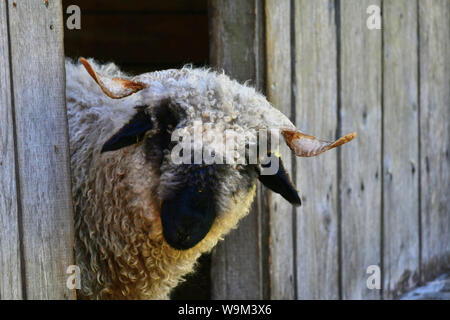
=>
[79,58,355,251]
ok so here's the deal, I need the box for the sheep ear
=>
[258,156,301,206]
[80,57,147,99]
[282,130,356,157]
[101,108,153,152]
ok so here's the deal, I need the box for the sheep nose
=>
[176,230,190,243]
[161,181,216,250]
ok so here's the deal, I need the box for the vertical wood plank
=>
[209,0,267,299]
[0,0,22,300]
[7,0,75,299]
[383,0,420,298]
[265,0,295,299]
[340,0,382,299]
[419,0,450,281]
[294,0,339,299]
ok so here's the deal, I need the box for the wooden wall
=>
[0,0,74,299]
[1,0,447,300]
[210,0,449,299]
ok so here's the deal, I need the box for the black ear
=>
[161,167,216,250]
[101,107,153,152]
[258,156,301,206]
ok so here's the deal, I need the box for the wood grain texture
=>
[209,0,268,299]
[265,0,295,300]
[383,0,420,298]
[294,0,339,299]
[340,0,382,299]
[419,0,450,281]
[0,0,22,300]
[7,0,75,299]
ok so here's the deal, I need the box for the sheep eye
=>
[101,106,153,152]
[144,103,182,164]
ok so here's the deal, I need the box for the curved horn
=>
[282,130,356,157]
[79,58,147,99]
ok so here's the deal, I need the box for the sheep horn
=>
[79,58,147,99]
[281,130,356,157]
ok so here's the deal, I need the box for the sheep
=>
[66,58,355,299]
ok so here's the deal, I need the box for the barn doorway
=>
[63,0,211,300]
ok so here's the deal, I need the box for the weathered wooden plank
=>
[209,0,267,299]
[419,0,450,281]
[7,0,75,299]
[340,0,382,299]
[265,0,295,300]
[294,0,339,299]
[383,0,420,299]
[0,0,22,300]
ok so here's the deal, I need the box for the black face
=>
[101,104,301,251]
[160,166,216,250]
